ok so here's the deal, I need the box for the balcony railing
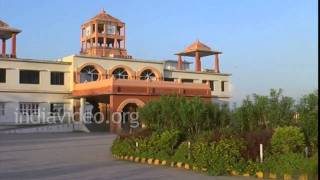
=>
[72,78,212,97]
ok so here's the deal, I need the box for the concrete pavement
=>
[0,133,254,180]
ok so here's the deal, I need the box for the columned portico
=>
[214,53,220,73]
[175,40,222,73]
[0,20,21,58]
[11,33,16,58]
[79,97,86,122]
[195,51,201,71]
[1,38,5,57]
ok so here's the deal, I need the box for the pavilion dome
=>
[185,39,212,52]
[0,20,9,27]
[88,9,124,24]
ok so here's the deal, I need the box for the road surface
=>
[0,133,254,180]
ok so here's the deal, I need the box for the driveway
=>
[0,133,254,180]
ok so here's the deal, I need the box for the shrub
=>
[263,153,318,176]
[271,126,305,154]
[191,142,210,169]
[172,141,191,163]
[133,130,181,159]
[154,130,181,159]
[243,160,262,175]
[207,138,245,175]
[111,137,136,156]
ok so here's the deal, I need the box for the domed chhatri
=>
[80,10,129,58]
[175,40,222,72]
[0,20,21,58]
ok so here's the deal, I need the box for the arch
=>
[76,63,106,83]
[116,98,145,112]
[108,65,135,79]
[111,67,129,79]
[136,66,162,80]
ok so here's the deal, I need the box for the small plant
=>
[191,142,210,169]
[172,141,190,163]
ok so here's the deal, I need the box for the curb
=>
[112,154,309,179]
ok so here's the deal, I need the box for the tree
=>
[296,91,318,153]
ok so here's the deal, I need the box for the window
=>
[0,68,5,83]
[221,81,225,92]
[50,103,64,116]
[80,66,99,83]
[181,79,193,83]
[140,69,156,80]
[98,23,104,33]
[85,26,91,36]
[19,103,39,116]
[92,24,95,33]
[164,78,174,82]
[209,81,214,91]
[20,70,40,84]
[0,102,5,116]
[202,80,214,91]
[51,72,64,85]
[107,23,116,34]
[112,68,128,79]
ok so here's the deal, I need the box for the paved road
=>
[0,133,254,180]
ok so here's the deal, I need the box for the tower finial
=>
[100,8,106,14]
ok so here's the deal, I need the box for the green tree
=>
[271,126,305,154]
[296,91,318,153]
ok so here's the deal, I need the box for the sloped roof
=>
[0,19,21,39]
[175,40,221,57]
[87,9,124,24]
[185,39,212,52]
[0,20,9,27]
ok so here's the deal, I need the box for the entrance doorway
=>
[121,103,139,133]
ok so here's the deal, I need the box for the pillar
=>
[177,55,183,70]
[98,103,107,129]
[109,95,121,133]
[123,25,126,49]
[195,51,201,72]
[95,23,98,47]
[11,33,16,58]
[113,38,117,48]
[214,54,220,73]
[79,97,86,122]
[1,39,5,57]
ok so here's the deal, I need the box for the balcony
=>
[72,78,212,97]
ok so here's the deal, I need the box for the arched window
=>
[80,66,99,83]
[140,69,156,80]
[112,68,128,79]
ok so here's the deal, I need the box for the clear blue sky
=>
[0,0,318,103]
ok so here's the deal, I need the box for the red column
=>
[214,54,220,73]
[1,39,5,57]
[177,55,182,70]
[195,51,201,72]
[11,33,16,58]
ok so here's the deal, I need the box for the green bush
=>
[243,160,262,175]
[271,126,305,154]
[207,138,245,175]
[263,153,318,176]
[110,91,318,177]
[172,141,191,163]
[191,142,210,169]
[111,137,136,156]
[138,95,231,138]
[132,130,181,159]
